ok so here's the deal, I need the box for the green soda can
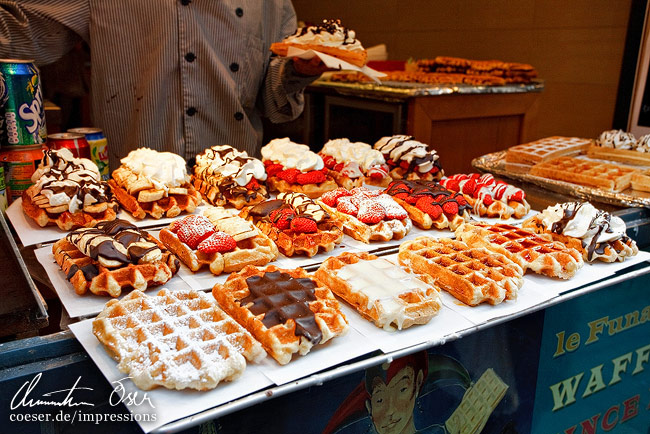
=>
[68,127,110,180]
[0,59,47,146]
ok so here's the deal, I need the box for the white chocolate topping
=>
[121,148,190,190]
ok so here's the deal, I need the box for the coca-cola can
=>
[47,132,90,159]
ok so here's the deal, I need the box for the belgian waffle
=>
[92,289,266,390]
[52,220,180,297]
[192,145,269,209]
[455,222,584,279]
[529,156,637,192]
[314,252,441,330]
[317,187,411,243]
[212,265,348,365]
[159,208,278,275]
[373,135,444,181]
[587,145,650,166]
[319,138,391,189]
[22,148,119,230]
[505,137,591,166]
[384,180,471,230]
[631,170,650,192]
[239,193,343,257]
[398,237,523,306]
[521,202,638,263]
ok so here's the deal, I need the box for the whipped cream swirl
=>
[261,137,324,171]
[321,138,385,174]
[121,148,190,190]
[195,145,267,186]
[31,148,112,213]
[284,19,364,51]
[597,129,637,150]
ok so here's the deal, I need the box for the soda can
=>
[0,145,43,204]
[47,132,90,159]
[68,127,109,180]
[0,59,47,146]
[0,165,7,211]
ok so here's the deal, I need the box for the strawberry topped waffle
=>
[262,138,337,198]
[192,145,269,209]
[239,192,343,257]
[373,135,444,181]
[440,173,530,219]
[159,209,277,275]
[318,187,411,243]
[319,138,391,188]
[384,179,470,230]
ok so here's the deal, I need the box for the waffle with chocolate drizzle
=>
[52,219,180,297]
[22,148,119,230]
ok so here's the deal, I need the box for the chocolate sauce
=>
[249,199,286,218]
[241,271,322,345]
[66,263,99,281]
[386,179,471,214]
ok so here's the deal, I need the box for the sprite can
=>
[68,127,109,180]
[0,59,47,146]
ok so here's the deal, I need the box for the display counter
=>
[1,176,649,433]
[266,80,544,174]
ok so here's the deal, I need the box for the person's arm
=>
[0,0,90,65]
[258,1,322,124]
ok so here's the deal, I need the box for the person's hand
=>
[292,56,332,77]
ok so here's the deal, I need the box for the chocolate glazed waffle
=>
[239,193,343,257]
[212,265,348,365]
[314,252,441,330]
[52,219,180,297]
[455,222,584,279]
[385,179,471,230]
[398,237,523,306]
[93,289,266,391]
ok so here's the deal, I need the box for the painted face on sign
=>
[366,366,424,434]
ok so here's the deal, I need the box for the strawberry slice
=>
[320,187,351,207]
[265,163,284,177]
[296,170,326,185]
[177,215,215,249]
[277,168,300,184]
[197,231,237,253]
[290,216,318,233]
[337,196,358,215]
[269,208,295,230]
[357,201,386,224]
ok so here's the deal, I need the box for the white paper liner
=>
[286,46,385,83]
[5,197,207,247]
[69,319,274,433]
[34,243,193,319]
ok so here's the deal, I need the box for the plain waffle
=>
[159,209,278,275]
[455,222,584,279]
[212,265,348,365]
[314,252,441,330]
[52,220,180,297]
[398,237,523,306]
[505,136,591,166]
[92,289,266,390]
[529,156,637,192]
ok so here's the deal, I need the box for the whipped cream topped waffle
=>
[109,148,202,219]
[262,137,337,199]
[52,219,180,297]
[22,148,119,230]
[587,129,650,166]
[212,265,348,365]
[522,202,638,263]
[398,237,523,306]
[192,145,269,209]
[315,252,441,330]
[93,289,266,391]
[319,138,390,188]
[318,187,411,243]
[159,208,278,275]
[270,19,367,67]
[440,173,530,219]
[456,222,584,279]
[373,135,444,181]
[529,156,636,192]
[239,192,343,257]
[384,179,471,230]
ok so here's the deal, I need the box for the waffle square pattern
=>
[93,289,266,391]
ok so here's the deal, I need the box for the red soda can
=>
[47,132,90,159]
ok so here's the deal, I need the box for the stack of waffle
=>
[505,136,591,174]
[415,56,538,84]
[109,148,202,219]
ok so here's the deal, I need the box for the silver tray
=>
[472,151,650,209]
